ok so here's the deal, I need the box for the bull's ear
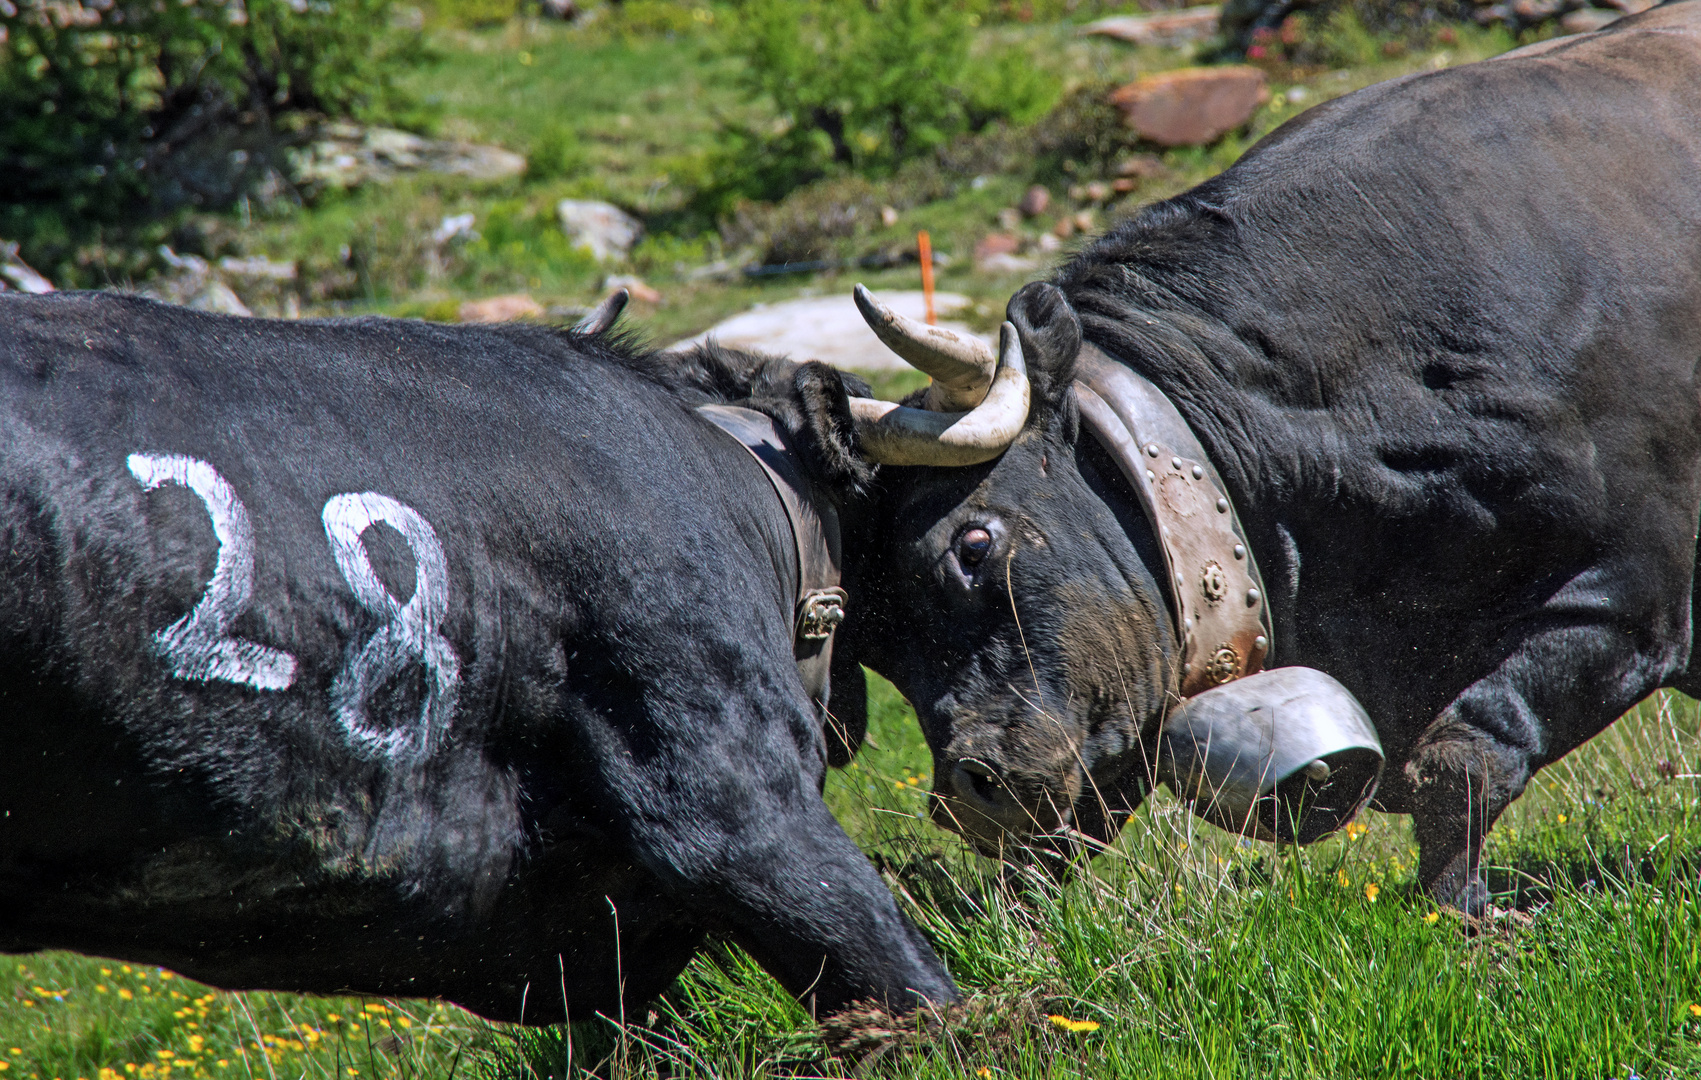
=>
[1007,281,1082,424]
[792,360,878,493]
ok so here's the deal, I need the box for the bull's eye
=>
[958,528,993,567]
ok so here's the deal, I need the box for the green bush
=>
[700,0,1060,213]
[0,0,423,284]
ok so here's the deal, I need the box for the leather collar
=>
[696,404,846,711]
[1073,343,1274,697]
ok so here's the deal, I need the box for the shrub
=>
[0,0,423,284]
[699,0,1061,213]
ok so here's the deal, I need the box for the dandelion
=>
[216,1064,227,1070]
[1337,869,1350,888]
[346,1070,359,1077]
[1047,1015,1101,1033]
[158,972,172,981]
[395,1018,412,1030]
[1,1063,10,1072]
[1364,882,1380,902]
[95,986,107,994]
[977,1069,992,1079]
[100,969,111,977]
[1690,1003,1701,1017]
[363,1004,389,1014]
[118,990,133,1001]
[1557,813,1568,824]
[1424,911,1441,925]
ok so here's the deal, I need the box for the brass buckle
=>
[797,587,848,642]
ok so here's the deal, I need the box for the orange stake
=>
[917,230,936,325]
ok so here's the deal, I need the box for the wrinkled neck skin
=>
[842,408,1180,856]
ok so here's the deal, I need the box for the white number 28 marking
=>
[130,456,461,761]
[322,492,461,761]
[127,454,300,691]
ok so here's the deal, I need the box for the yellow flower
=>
[1337,869,1350,888]
[1364,882,1380,902]
[363,1004,388,1014]
[396,1017,412,1030]
[1046,1015,1101,1033]
[119,990,134,1001]
[155,1053,173,1062]
[100,969,111,977]
[122,966,133,974]
[95,986,107,994]
[1690,1003,1701,1017]
[125,1067,135,1075]
[0,1062,10,1071]
[977,1069,992,1079]
[346,1070,359,1077]
[216,1063,228,1070]
[1557,814,1568,824]
[158,973,172,981]
[1424,911,1441,925]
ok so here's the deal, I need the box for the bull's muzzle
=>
[1157,666,1383,844]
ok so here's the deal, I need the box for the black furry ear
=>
[792,361,877,495]
[1007,282,1083,424]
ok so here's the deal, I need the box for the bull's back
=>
[0,293,781,953]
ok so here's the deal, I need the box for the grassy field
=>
[8,681,1701,1078]
[16,6,1686,1079]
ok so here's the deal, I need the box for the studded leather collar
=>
[1073,344,1274,698]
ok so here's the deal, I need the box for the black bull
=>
[850,2,1701,914]
[0,294,956,1020]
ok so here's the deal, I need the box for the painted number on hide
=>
[127,453,300,691]
[322,492,461,761]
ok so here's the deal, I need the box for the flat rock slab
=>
[668,292,992,372]
[1081,5,1221,46]
[1109,66,1269,146]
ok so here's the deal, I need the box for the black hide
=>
[0,292,955,1021]
[855,2,1701,912]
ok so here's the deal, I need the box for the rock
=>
[1112,177,1138,194]
[1018,184,1051,217]
[1053,217,1076,239]
[431,213,478,246]
[0,242,53,294]
[539,0,577,17]
[189,281,253,318]
[667,292,987,372]
[1071,180,1111,202]
[1116,153,1168,178]
[1037,233,1063,253]
[289,126,526,192]
[1109,66,1270,147]
[603,274,661,303]
[974,233,1021,260]
[1074,210,1097,233]
[1603,0,1654,11]
[459,294,544,322]
[218,255,297,281]
[1561,6,1621,30]
[557,200,644,262]
[996,207,1023,231]
[977,252,1042,274]
[1080,5,1221,46]
[880,205,900,227]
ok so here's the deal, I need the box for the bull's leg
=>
[1408,619,1678,915]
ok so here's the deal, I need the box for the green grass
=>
[11,685,1701,1078]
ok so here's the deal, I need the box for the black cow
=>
[844,2,1701,914]
[0,290,965,1022]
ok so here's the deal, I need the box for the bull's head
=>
[843,281,1180,856]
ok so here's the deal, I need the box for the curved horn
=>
[854,283,997,410]
[572,289,629,335]
[849,321,1030,467]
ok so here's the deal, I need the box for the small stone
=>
[880,205,900,227]
[1037,233,1062,253]
[217,255,297,281]
[604,274,660,303]
[1112,177,1138,194]
[1109,66,1270,147]
[1083,181,1111,202]
[557,199,644,262]
[1074,210,1096,233]
[459,293,544,322]
[974,233,1021,261]
[189,281,252,317]
[1053,217,1076,239]
[1116,153,1167,178]
[996,207,1023,231]
[1017,184,1051,217]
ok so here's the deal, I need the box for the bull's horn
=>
[572,289,629,335]
[849,321,1030,466]
[854,283,997,411]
